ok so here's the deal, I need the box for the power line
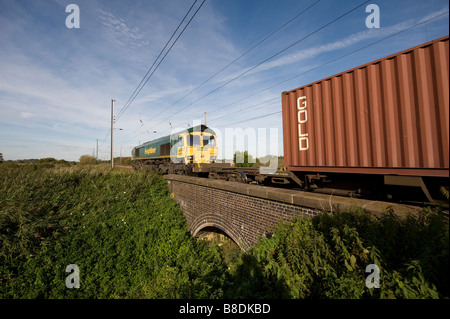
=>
[208,9,449,128]
[148,0,321,122]
[229,111,282,126]
[211,97,280,124]
[151,0,370,131]
[116,0,198,120]
[113,5,448,143]
[115,0,206,122]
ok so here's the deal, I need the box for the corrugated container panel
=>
[282,36,449,177]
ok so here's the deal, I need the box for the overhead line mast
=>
[110,99,115,168]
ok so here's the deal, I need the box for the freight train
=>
[132,36,449,205]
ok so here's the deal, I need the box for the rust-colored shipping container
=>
[282,36,449,178]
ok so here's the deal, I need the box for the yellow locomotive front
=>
[176,130,217,164]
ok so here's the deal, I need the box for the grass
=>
[0,163,226,298]
[0,162,448,299]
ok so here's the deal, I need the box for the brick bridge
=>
[165,175,420,250]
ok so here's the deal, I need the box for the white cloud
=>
[20,112,34,119]
[229,6,449,78]
[98,8,149,48]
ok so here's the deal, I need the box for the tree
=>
[233,151,254,167]
[441,186,449,199]
[38,157,57,163]
[0,153,3,163]
[79,155,97,165]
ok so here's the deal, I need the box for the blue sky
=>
[0,0,448,161]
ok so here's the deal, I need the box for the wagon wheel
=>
[226,171,248,184]
[208,172,221,180]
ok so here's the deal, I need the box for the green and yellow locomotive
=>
[131,125,218,174]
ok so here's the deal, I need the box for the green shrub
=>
[224,210,447,299]
[441,186,449,199]
[0,165,226,298]
[233,151,255,167]
[78,155,97,165]
[313,209,448,297]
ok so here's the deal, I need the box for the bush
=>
[38,157,57,163]
[79,155,97,165]
[313,209,448,297]
[224,209,447,299]
[233,151,255,167]
[0,165,227,298]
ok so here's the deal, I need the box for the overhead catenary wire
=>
[115,0,198,120]
[226,111,282,127]
[115,0,206,122]
[207,10,449,129]
[210,97,280,124]
[150,0,371,131]
[114,6,448,143]
[148,0,321,122]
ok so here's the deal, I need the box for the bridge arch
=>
[191,214,250,250]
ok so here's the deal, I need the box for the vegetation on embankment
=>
[228,209,448,298]
[0,163,226,298]
[0,162,448,298]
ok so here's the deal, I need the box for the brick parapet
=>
[164,175,421,249]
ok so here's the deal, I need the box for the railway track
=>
[115,163,448,212]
